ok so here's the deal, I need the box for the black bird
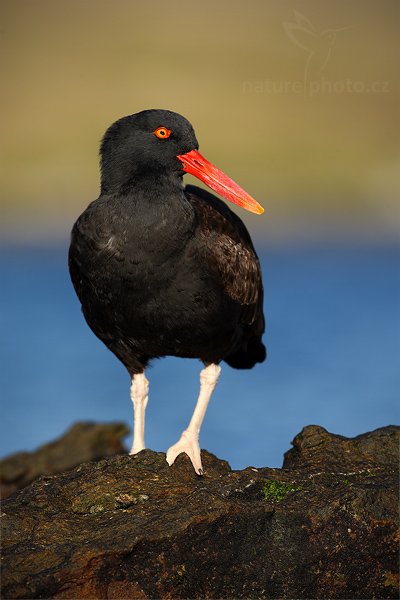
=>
[69,109,266,475]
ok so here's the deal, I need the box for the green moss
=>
[262,480,302,502]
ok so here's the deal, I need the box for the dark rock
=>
[1,425,399,599]
[0,422,129,499]
[283,424,400,471]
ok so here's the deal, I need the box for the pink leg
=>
[166,363,221,475]
[129,372,149,455]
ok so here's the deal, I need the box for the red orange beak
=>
[177,150,264,215]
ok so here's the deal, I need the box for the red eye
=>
[154,126,171,139]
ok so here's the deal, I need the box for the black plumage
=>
[69,109,266,474]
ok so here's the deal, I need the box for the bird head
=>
[100,109,264,215]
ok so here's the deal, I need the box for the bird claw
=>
[129,439,146,456]
[129,442,145,455]
[166,430,204,475]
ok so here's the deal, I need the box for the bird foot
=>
[166,430,204,475]
[129,442,145,455]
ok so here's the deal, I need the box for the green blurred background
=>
[1,0,399,245]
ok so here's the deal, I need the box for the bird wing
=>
[185,185,264,329]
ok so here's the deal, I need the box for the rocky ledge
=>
[0,422,129,500]
[1,424,399,599]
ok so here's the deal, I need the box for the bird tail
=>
[224,339,266,370]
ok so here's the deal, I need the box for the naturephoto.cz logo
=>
[242,10,389,97]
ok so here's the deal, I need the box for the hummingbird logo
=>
[284,10,353,91]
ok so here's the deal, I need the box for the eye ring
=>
[154,126,172,139]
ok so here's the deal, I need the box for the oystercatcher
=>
[69,109,266,475]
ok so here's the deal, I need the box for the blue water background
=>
[1,243,399,468]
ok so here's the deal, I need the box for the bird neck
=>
[100,157,184,195]
[122,169,185,198]
[102,171,196,239]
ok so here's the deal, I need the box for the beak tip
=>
[252,203,264,215]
